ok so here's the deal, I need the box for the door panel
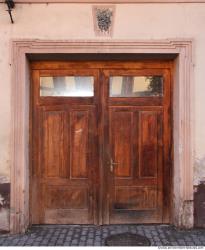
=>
[103,68,171,224]
[31,69,98,225]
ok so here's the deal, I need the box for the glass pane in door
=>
[109,76,163,97]
[40,76,94,97]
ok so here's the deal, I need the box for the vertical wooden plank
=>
[133,110,139,179]
[162,69,172,222]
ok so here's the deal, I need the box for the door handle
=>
[110,158,119,172]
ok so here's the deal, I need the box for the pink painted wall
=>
[0,2,205,231]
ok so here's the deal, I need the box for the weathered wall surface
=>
[0,177,10,233]
[0,2,205,231]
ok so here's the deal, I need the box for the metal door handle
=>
[110,158,119,172]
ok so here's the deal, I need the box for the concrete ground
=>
[0,224,205,246]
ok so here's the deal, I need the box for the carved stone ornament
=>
[93,5,115,37]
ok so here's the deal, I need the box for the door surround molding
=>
[10,39,194,233]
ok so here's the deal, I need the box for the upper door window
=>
[40,76,94,97]
[109,76,163,97]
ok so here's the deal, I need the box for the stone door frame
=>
[10,39,194,233]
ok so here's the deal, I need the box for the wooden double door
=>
[31,61,172,225]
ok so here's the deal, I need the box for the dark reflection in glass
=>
[110,76,163,97]
[40,76,94,97]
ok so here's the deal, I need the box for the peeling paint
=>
[194,157,205,186]
[0,139,11,180]
[181,200,194,229]
[173,199,194,229]
[0,176,9,184]
[0,178,10,232]
[0,208,9,233]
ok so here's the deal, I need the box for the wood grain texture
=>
[46,186,88,209]
[70,110,88,179]
[111,111,132,178]
[42,111,68,178]
[115,186,157,210]
[139,111,158,178]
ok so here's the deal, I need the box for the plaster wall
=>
[0,2,205,231]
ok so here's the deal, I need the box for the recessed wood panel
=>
[44,209,90,224]
[42,111,68,178]
[112,111,132,178]
[139,111,158,178]
[46,186,88,209]
[70,110,88,179]
[114,187,157,210]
